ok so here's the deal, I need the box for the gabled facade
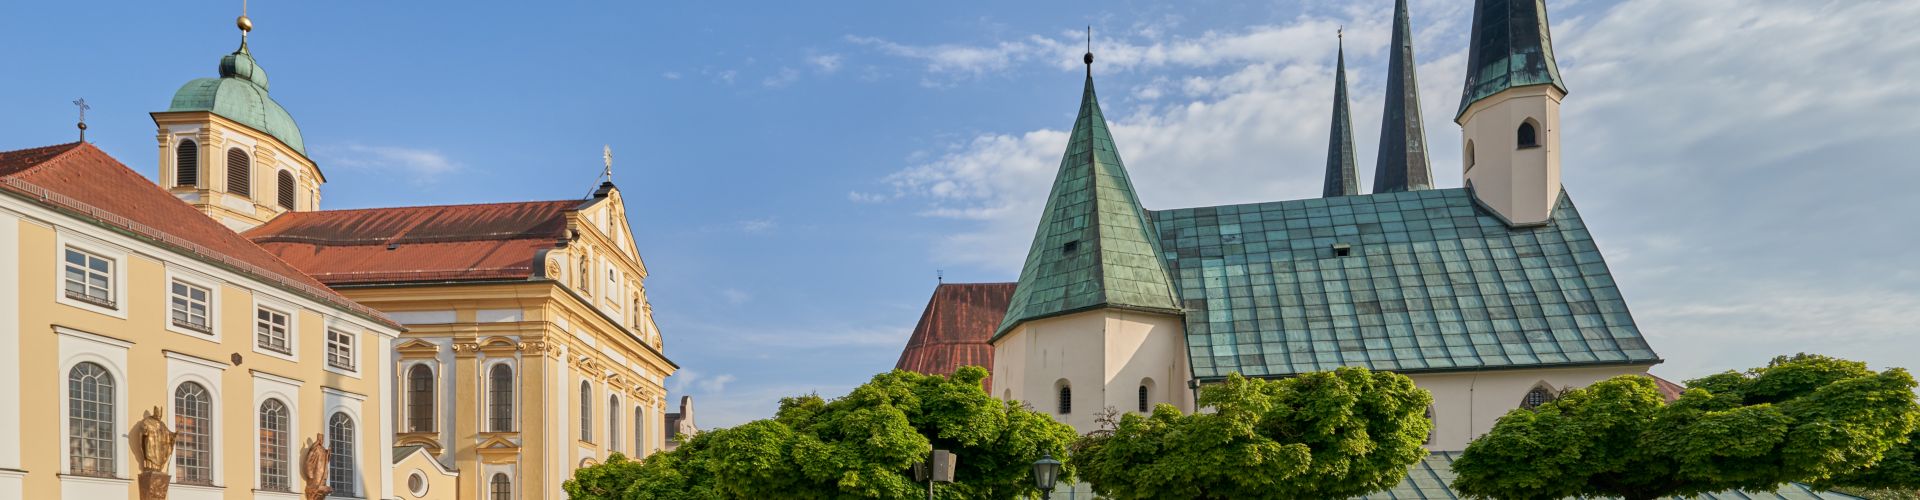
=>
[0,142,404,500]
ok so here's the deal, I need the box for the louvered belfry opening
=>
[175,140,198,187]
[276,170,295,209]
[226,147,251,197]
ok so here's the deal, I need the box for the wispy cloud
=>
[662,71,683,80]
[319,144,461,183]
[763,67,801,88]
[720,288,752,305]
[737,218,777,233]
[807,53,843,74]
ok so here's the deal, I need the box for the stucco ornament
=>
[302,434,333,500]
[132,406,175,499]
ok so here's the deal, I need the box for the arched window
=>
[328,412,356,495]
[580,381,593,442]
[176,140,199,187]
[490,473,512,500]
[1424,405,1436,444]
[635,406,645,453]
[1057,385,1072,415]
[407,365,434,432]
[1517,120,1539,148]
[609,395,621,453]
[276,171,296,210]
[226,147,251,197]
[1464,140,1476,171]
[68,362,115,476]
[489,364,514,432]
[174,382,214,484]
[1138,384,1150,413]
[258,399,291,491]
[1522,386,1554,409]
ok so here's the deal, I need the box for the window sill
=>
[64,292,118,310]
[172,321,213,335]
[253,345,298,363]
[1517,144,1542,150]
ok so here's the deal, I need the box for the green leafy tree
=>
[1452,354,1920,500]
[1069,368,1433,499]
[562,366,1078,499]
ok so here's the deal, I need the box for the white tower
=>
[1456,0,1568,226]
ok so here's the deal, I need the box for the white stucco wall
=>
[1411,363,1654,451]
[992,309,1193,433]
[1460,84,1564,226]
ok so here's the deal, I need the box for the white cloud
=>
[737,218,777,233]
[763,67,801,88]
[319,144,461,183]
[720,288,752,305]
[663,71,683,80]
[807,53,843,74]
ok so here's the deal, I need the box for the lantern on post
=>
[1032,451,1062,498]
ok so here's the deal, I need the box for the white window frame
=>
[53,233,128,319]
[322,388,366,499]
[325,328,357,374]
[252,298,298,362]
[251,372,301,494]
[165,352,227,487]
[164,267,222,342]
[54,326,132,480]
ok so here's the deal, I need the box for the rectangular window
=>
[326,330,355,371]
[63,248,114,308]
[170,281,212,333]
[256,308,291,355]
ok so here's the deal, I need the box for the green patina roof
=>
[1360,452,1862,499]
[1154,188,1659,378]
[994,71,1182,339]
[1457,0,1567,119]
[167,42,306,155]
[1374,0,1434,194]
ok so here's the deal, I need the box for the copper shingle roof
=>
[246,199,580,285]
[895,283,1016,390]
[0,142,397,328]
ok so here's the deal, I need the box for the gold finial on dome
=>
[237,0,252,40]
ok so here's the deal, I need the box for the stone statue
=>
[131,406,175,500]
[302,434,333,500]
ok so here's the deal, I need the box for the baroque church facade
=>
[894,1,1846,498]
[0,9,675,500]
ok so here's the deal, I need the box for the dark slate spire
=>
[994,55,1181,339]
[1458,0,1567,118]
[1323,32,1358,197]
[1373,0,1433,193]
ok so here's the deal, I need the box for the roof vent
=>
[1332,243,1352,257]
[387,243,399,251]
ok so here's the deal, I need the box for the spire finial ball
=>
[237,15,253,33]
[1083,52,1093,65]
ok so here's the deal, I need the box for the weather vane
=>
[602,145,614,183]
[72,98,90,142]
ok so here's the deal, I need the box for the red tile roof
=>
[245,199,580,285]
[894,282,1016,390]
[1651,374,1687,402]
[0,142,398,328]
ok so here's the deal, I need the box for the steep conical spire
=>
[994,56,1181,339]
[1323,31,1358,197]
[1458,0,1567,118]
[1373,0,1432,193]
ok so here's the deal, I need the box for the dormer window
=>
[1517,120,1540,149]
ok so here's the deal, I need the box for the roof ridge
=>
[286,197,581,215]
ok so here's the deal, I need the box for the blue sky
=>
[5,0,1917,428]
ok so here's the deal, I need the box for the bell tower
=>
[152,10,322,232]
[1457,0,1568,226]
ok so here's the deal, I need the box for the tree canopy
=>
[1069,368,1433,499]
[563,366,1079,499]
[1452,354,1920,500]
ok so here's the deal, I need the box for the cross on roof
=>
[73,98,90,141]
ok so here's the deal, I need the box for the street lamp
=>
[1032,451,1062,499]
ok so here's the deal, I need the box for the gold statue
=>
[302,434,333,500]
[132,406,175,499]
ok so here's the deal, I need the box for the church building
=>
[1,8,676,500]
[896,1,1853,498]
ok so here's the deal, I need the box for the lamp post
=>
[1032,451,1062,499]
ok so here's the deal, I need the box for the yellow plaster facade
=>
[333,191,675,500]
[152,111,322,233]
[0,178,403,500]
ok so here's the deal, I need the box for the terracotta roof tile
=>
[895,282,1016,390]
[0,142,397,328]
[246,199,579,285]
